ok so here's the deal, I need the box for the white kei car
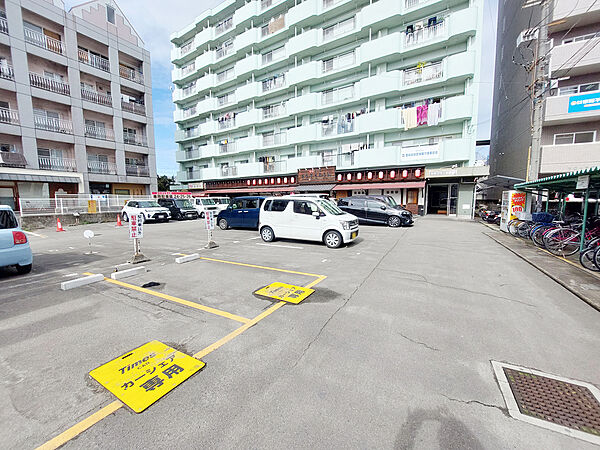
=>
[121,200,171,223]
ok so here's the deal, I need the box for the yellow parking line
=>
[103,277,251,324]
[199,256,323,278]
[303,275,327,289]
[36,401,123,450]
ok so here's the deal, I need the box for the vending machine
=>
[500,190,528,232]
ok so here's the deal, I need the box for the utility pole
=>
[527,0,552,210]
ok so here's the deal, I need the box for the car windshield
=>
[175,199,193,208]
[201,198,216,205]
[215,198,229,204]
[138,201,161,208]
[0,210,18,229]
[317,199,345,216]
[386,196,398,206]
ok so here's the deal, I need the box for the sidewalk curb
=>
[485,232,600,313]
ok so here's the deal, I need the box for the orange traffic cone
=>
[116,214,123,227]
[56,217,65,232]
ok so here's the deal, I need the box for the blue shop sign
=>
[568,93,600,113]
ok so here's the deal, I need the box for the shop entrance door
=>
[426,184,459,216]
[449,184,458,216]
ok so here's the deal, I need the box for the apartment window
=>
[553,131,595,145]
[558,82,600,96]
[38,147,63,160]
[218,92,235,106]
[563,32,600,45]
[261,14,285,37]
[217,68,234,82]
[44,71,64,82]
[322,51,354,72]
[262,46,285,65]
[323,17,355,40]
[216,40,234,59]
[106,6,115,24]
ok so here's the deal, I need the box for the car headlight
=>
[340,220,351,230]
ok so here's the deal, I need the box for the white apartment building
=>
[171,0,485,217]
[0,0,156,210]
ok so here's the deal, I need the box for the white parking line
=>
[256,243,304,249]
[24,231,46,238]
[247,236,261,240]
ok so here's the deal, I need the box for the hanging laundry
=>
[417,104,428,126]
[402,107,418,130]
[428,102,441,126]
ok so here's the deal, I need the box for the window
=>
[0,209,18,229]
[269,199,289,212]
[44,71,64,82]
[294,200,319,215]
[244,199,259,209]
[106,6,115,24]
[349,199,366,207]
[367,200,384,209]
[338,198,349,206]
[559,82,600,96]
[553,131,595,145]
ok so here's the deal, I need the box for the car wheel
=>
[261,226,274,242]
[388,216,401,228]
[324,230,343,249]
[16,263,32,274]
[122,212,128,222]
[219,218,229,230]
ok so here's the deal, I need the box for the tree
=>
[157,175,175,192]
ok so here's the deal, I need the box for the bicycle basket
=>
[532,212,554,223]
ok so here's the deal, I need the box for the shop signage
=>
[297,167,335,184]
[401,144,440,162]
[510,193,527,220]
[129,213,144,239]
[427,168,457,177]
[568,93,600,113]
[188,183,205,190]
[576,175,590,189]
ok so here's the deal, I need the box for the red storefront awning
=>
[332,181,425,191]
[204,186,294,194]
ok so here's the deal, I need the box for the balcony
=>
[262,160,287,174]
[403,63,443,86]
[78,49,110,72]
[34,115,73,134]
[221,166,238,176]
[323,18,355,42]
[119,66,144,84]
[262,74,286,92]
[0,63,13,80]
[405,21,446,48]
[81,88,112,106]
[179,169,204,181]
[263,132,287,146]
[541,143,600,173]
[322,85,354,105]
[0,107,19,125]
[38,156,76,171]
[123,131,148,146]
[322,118,355,137]
[125,164,150,177]
[218,118,235,130]
[85,125,115,141]
[323,0,346,9]
[176,149,202,161]
[0,152,26,167]
[175,128,199,142]
[322,52,355,74]
[544,92,600,125]
[404,0,427,10]
[121,100,145,115]
[87,160,117,175]
[215,17,233,36]
[219,142,236,154]
[216,43,235,60]
[29,72,70,95]
[0,15,7,35]
[263,104,286,120]
[24,28,65,54]
[181,63,196,76]
[551,38,600,78]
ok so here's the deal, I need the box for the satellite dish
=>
[84,230,95,239]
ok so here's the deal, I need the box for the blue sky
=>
[67,0,498,176]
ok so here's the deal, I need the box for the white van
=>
[259,196,359,248]
[212,197,230,212]
[192,197,219,218]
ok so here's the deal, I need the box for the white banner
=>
[129,213,144,239]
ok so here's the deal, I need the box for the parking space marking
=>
[24,230,46,238]
[36,401,123,450]
[102,277,252,324]
[199,256,325,280]
[256,243,304,249]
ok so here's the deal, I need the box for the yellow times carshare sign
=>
[254,282,314,304]
[89,341,205,413]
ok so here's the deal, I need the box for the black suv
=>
[337,196,413,227]
[157,198,199,220]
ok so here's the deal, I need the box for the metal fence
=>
[19,194,151,217]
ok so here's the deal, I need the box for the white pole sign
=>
[129,213,144,239]
[205,210,215,230]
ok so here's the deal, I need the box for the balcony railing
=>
[218,119,235,130]
[29,72,70,95]
[322,52,355,73]
[405,21,446,47]
[217,69,233,83]
[38,156,77,171]
[215,18,233,35]
[218,95,235,107]
[87,160,117,175]
[121,100,146,115]
[24,28,65,54]
[219,142,236,154]
[0,16,8,34]
[221,166,238,176]
[263,104,286,119]
[322,85,355,105]
[0,151,26,167]
[176,128,199,141]
[126,164,150,177]
[123,132,148,146]
[403,63,443,86]
[34,115,73,134]
[263,161,286,173]
[262,75,285,92]
[262,133,286,146]
[81,88,112,106]
[119,66,144,84]
[182,63,196,75]
[323,18,355,41]
[0,107,19,125]
[0,64,13,80]
[181,170,203,181]
[85,125,115,141]
[322,119,354,136]
[216,43,234,59]
[78,49,110,72]
[180,41,194,56]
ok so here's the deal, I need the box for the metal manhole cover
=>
[492,362,600,445]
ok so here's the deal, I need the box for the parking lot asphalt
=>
[1,216,599,449]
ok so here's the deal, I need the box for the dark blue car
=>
[217,196,265,230]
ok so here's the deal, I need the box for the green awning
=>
[514,167,600,192]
